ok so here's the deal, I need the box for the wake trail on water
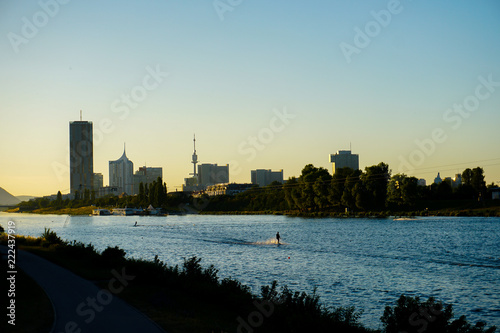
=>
[250,238,288,246]
[202,237,288,246]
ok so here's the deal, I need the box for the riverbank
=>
[6,206,95,215]
[6,203,500,218]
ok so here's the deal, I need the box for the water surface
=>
[1,213,498,330]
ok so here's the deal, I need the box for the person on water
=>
[276,232,281,245]
[134,221,138,227]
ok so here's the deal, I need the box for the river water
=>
[1,213,499,330]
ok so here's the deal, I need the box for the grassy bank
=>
[6,206,95,215]
[0,229,496,333]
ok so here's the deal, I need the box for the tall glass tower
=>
[69,118,93,195]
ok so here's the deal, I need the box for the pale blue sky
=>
[1,0,499,196]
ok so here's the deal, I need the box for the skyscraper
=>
[109,146,134,195]
[69,119,93,195]
[329,150,359,173]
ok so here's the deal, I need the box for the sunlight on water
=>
[1,213,498,330]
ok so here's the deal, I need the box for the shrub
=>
[381,295,496,333]
[41,228,63,245]
[101,246,126,264]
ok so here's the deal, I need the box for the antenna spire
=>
[191,134,198,177]
[80,110,82,121]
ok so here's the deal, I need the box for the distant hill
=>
[0,187,21,206]
[16,195,36,202]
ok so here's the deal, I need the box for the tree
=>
[387,174,419,208]
[284,177,299,210]
[139,182,145,203]
[471,167,486,195]
[462,168,472,186]
[329,167,355,207]
[55,191,63,208]
[361,162,391,210]
[342,169,362,210]
[299,164,331,211]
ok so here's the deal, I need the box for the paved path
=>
[1,246,166,333]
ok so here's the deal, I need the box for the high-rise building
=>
[93,173,103,189]
[70,119,93,195]
[198,164,229,186]
[329,150,359,173]
[251,169,283,187]
[109,146,134,195]
[133,166,163,195]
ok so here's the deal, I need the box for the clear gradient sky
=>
[1,0,499,197]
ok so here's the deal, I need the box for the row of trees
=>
[204,163,494,213]
[17,177,184,211]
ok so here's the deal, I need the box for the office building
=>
[330,150,359,173]
[93,173,103,190]
[69,119,93,195]
[198,163,229,186]
[205,183,253,196]
[109,146,134,195]
[251,169,283,187]
[133,166,163,195]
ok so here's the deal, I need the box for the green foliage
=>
[41,228,63,245]
[381,295,496,333]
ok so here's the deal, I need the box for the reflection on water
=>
[1,213,499,329]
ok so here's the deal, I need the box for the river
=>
[1,213,499,330]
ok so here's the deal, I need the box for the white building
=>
[109,147,134,195]
[434,172,442,184]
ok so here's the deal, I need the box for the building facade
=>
[109,148,134,195]
[93,173,103,190]
[251,169,283,187]
[133,166,163,195]
[70,120,93,195]
[205,183,253,196]
[330,150,359,173]
[198,163,229,187]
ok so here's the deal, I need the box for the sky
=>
[1,0,499,197]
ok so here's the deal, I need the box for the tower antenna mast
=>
[191,134,198,178]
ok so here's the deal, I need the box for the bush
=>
[101,246,126,264]
[381,295,496,333]
[41,228,63,246]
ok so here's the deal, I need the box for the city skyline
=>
[1,1,500,196]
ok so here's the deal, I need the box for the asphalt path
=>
[1,246,166,333]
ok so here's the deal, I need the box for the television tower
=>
[191,134,198,178]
